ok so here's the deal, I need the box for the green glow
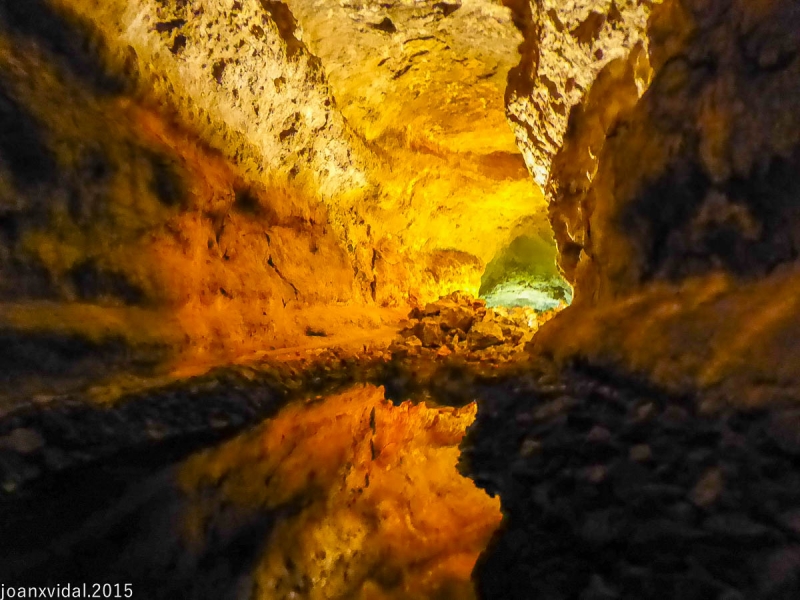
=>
[483,276,572,310]
[479,229,572,310]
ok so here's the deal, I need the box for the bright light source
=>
[482,276,573,311]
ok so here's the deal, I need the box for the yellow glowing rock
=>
[283,0,552,302]
[0,0,554,371]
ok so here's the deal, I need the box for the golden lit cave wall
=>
[278,0,555,304]
[71,0,552,304]
[0,0,366,361]
[282,0,522,156]
[494,0,659,308]
[534,0,800,406]
[0,0,565,364]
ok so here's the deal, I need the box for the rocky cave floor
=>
[2,296,800,598]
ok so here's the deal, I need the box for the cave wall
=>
[57,0,372,196]
[0,0,388,379]
[0,0,553,382]
[567,0,800,301]
[9,0,798,406]
[282,0,552,305]
[534,0,800,405]
[0,0,563,382]
[504,0,656,189]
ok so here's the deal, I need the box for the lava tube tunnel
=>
[2,0,800,598]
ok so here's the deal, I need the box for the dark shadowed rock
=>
[0,428,45,454]
[690,467,724,508]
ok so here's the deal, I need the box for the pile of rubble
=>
[389,292,558,363]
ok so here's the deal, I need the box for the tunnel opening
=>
[478,228,573,312]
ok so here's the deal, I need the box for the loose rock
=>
[389,291,558,365]
[0,428,45,454]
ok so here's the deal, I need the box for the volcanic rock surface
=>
[504,0,656,188]
[0,0,564,393]
[464,368,800,600]
[534,0,800,404]
[283,0,557,304]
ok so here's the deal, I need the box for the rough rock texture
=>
[284,0,556,304]
[534,0,800,404]
[567,0,800,300]
[465,368,800,599]
[547,46,652,282]
[0,0,387,372]
[286,0,521,156]
[388,291,560,364]
[62,0,371,196]
[0,0,551,384]
[504,0,656,188]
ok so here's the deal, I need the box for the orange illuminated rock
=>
[178,384,502,599]
[440,305,475,333]
[467,322,505,350]
[414,318,445,348]
[0,0,553,381]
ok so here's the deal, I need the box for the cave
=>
[2,0,800,598]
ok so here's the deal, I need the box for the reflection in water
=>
[178,384,502,599]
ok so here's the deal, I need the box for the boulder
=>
[423,298,460,317]
[414,318,445,348]
[506,327,526,344]
[471,298,487,309]
[467,321,504,350]
[439,306,475,333]
[442,291,474,305]
[405,335,423,356]
[408,306,425,320]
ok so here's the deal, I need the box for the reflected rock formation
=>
[179,384,501,599]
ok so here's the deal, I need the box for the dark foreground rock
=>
[4,346,800,599]
[464,368,800,600]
